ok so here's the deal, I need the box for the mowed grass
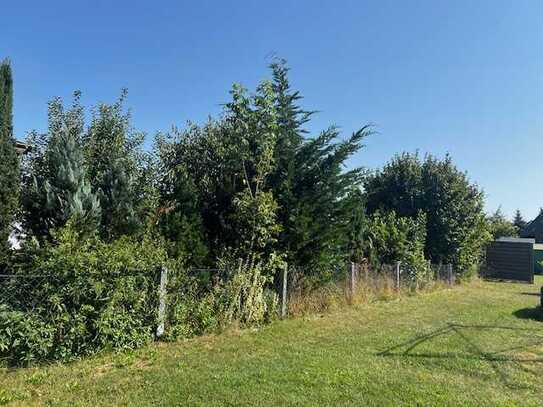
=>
[1,277,542,406]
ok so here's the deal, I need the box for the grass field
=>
[1,277,542,406]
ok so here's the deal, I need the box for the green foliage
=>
[365,210,428,274]
[163,273,218,340]
[267,60,372,271]
[0,225,166,365]
[365,152,491,272]
[156,79,285,266]
[0,59,19,262]
[513,209,527,232]
[156,61,371,277]
[212,253,280,327]
[8,59,496,365]
[82,90,146,239]
[487,208,518,240]
[22,94,101,239]
[346,189,368,264]
[224,81,281,255]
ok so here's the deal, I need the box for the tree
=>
[157,61,372,276]
[267,59,372,272]
[487,208,518,240]
[365,153,491,272]
[345,189,368,264]
[22,93,100,239]
[82,91,144,239]
[0,59,19,261]
[364,210,427,271]
[513,209,527,232]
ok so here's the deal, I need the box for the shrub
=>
[162,260,219,341]
[0,225,166,365]
[212,253,280,328]
[365,210,429,279]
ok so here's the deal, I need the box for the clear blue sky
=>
[3,1,543,220]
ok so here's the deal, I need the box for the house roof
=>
[520,210,543,243]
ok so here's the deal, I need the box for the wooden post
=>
[281,263,288,319]
[395,261,401,291]
[156,266,168,338]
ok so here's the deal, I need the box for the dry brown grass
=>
[287,272,453,317]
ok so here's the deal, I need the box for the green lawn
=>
[1,277,542,406]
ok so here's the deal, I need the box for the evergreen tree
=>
[0,59,19,260]
[487,207,518,240]
[22,94,100,239]
[267,60,372,272]
[346,189,368,264]
[513,209,527,231]
[43,123,101,234]
[157,60,372,273]
[82,91,142,239]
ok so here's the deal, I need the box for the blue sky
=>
[3,1,543,220]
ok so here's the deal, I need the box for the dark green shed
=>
[534,244,543,275]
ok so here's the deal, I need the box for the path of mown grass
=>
[1,277,542,406]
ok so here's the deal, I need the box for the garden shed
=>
[534,244,543,274]
[485,238,535,283]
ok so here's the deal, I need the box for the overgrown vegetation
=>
[1,59,494,365]
[1,277,541,406]
[365,152,491,273]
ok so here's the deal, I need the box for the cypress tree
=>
[268,60,372,272]
[513,209,526,232]
[0,59,19,260]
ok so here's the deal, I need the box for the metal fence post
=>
[395,261,401,291]
[281,263,288,319]
[156,266,168,338]
[346,261,356,303]
[351,262,356,301]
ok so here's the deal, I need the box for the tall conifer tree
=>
[513,209,526,232]
[0,59,19,260]
[22,94,100,239]
[267,59,372,272]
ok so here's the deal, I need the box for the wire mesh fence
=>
[0,270,162,332]
[284,261,458,315]
[0,261,457,320]
[0,274,58,312]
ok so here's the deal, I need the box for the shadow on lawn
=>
[519,292,541,297]
[513,307,543,322]
[377,322,543,389]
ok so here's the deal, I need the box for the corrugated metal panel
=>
[485,241,534,283]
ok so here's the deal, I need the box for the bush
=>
[0,225,166,365]
[212,256,279,327]
[365,210,429,279]
[162,261,219,341]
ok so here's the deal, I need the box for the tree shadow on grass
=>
[519,292,541,297]
[377,322,543,389]
[513,307,543,322]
